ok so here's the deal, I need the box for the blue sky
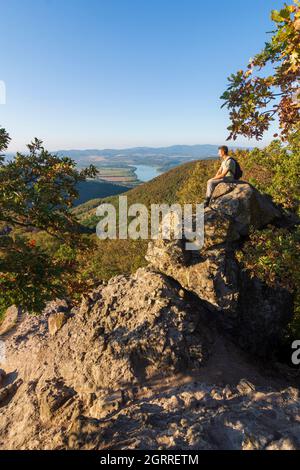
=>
[1,0,284,152]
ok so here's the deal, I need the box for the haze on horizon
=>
[1,0,282,153]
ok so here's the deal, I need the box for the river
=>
[131,165,162,182]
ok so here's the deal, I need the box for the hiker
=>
[204,145,242,207]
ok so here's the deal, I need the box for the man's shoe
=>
[203,198,210,208]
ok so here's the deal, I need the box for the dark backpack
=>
[228,157,243,180]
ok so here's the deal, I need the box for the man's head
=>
[218,145,229,159]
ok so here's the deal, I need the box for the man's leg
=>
[206,179,223,200]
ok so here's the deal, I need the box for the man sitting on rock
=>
[204,145,236,208]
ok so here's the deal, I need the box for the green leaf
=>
[279,8,290,20]
[271,10,285,22]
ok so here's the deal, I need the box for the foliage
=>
[25,231,148,304]
[0,130,97,316]
[220,0,300,342]
[0,126,11,156]
[237,226,300,340]
[0,235,67,315]
[73,238,148,285]
[230,136,300,339]
[232,134,300,214]
[221,1,300,141]
[0,136,97,241]
[177,159,219,204]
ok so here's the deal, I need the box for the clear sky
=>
[1,0,284,152]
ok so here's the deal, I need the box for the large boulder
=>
[76,268,211,387]
[1,267,211,400]
[200,182,283,251]
[146,240,240,311]
[0,268,214,449]
[210,182,282,236]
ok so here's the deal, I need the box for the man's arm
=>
[212,167,229,180]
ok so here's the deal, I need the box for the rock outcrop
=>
[48,312,68,336]
[0,181,299,450]
[0,369,6,388]
[0,272,299,450]
[0,305,22,336]
[146,182,292,356]
[209,181,282,236]
[1,270,211,391]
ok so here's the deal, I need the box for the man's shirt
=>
[220,157,235,180]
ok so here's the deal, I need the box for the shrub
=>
[237,226,300,340]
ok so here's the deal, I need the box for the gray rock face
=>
[146,182,292,356]
[0,272,299,450]
[0,268,213,449]
[146,240,240,312]
[0,379,23,407]
[48,312,68,336]
[210,182,282,233]
[38,378,76,423]
[0,305,21,336]
[2,269,210,390]
[0,369,5,387]
[65,380,300,451]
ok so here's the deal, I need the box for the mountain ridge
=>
[55,144,249,160]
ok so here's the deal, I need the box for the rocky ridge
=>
[0,182,299,450]
[146,182,292,356]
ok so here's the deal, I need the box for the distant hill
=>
[57,144,221,160]
[4,144,246,174]
[55,144,245,173]
[75,180,131,207]
[73,159,217,225]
